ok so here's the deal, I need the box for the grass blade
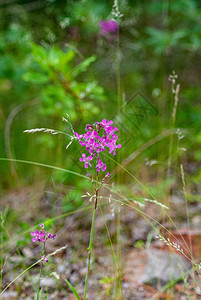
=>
[65,279,81,300]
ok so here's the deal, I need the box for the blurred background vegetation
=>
[0,0,201,211]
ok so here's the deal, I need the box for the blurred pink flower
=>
[99,20,118,36]
[31,230,45,243]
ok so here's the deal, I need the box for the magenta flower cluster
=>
[75,119,121,172]
[31,230,45,243]
[99,20,118,35]
[31,224,56,243]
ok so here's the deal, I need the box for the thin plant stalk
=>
[0,245,67,295]
[37,234,47,300]
[0,158,88,181]
[180,164,192,256]
[37,264,43,300]
[83,197,97,300]
[0,213,4,292]
[105,153,194,257]
[115,3,123,298]
[164,74,180,290]
[99,205,124,299]
[0,258,43,296]
[83,157,101,299]
[180,164,197,297]
[166,73,180,193]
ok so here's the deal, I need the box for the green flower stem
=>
[83,198,97,300]
[37,264,43,300]
[37,241,45,300]
[116,7,123,298]
[0,213,4,292]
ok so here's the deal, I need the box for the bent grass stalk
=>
[0,158,88,180]
[108,196,195,265]
[99,205,124,299]
[0,155,194,248]
[101,195,194,262]
[0,156,194,258]
[104,153,194,257]
[0,258,44,296]
[0,204,94,252]
[4,99,39,178]
[0,245,68,295]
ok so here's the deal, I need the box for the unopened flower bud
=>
[43,256,48,263]
[86,172,93,181]
[95,122,102,133]
[105,172,111,178]
[85,124,94,131]
[102,172,111,183]
[39,223,45,232]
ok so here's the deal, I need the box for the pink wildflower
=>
[75,119,121,172]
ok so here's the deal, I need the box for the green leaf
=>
[59,50,75,66]
[23,71,48,84]
[31,42,48,68]
[48,46,61,67]
[65,279,81,300]
[58,50,75,73]
[71,55,96,78]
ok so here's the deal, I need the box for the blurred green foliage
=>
[23,42,105,121]
[0,0,201,202]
